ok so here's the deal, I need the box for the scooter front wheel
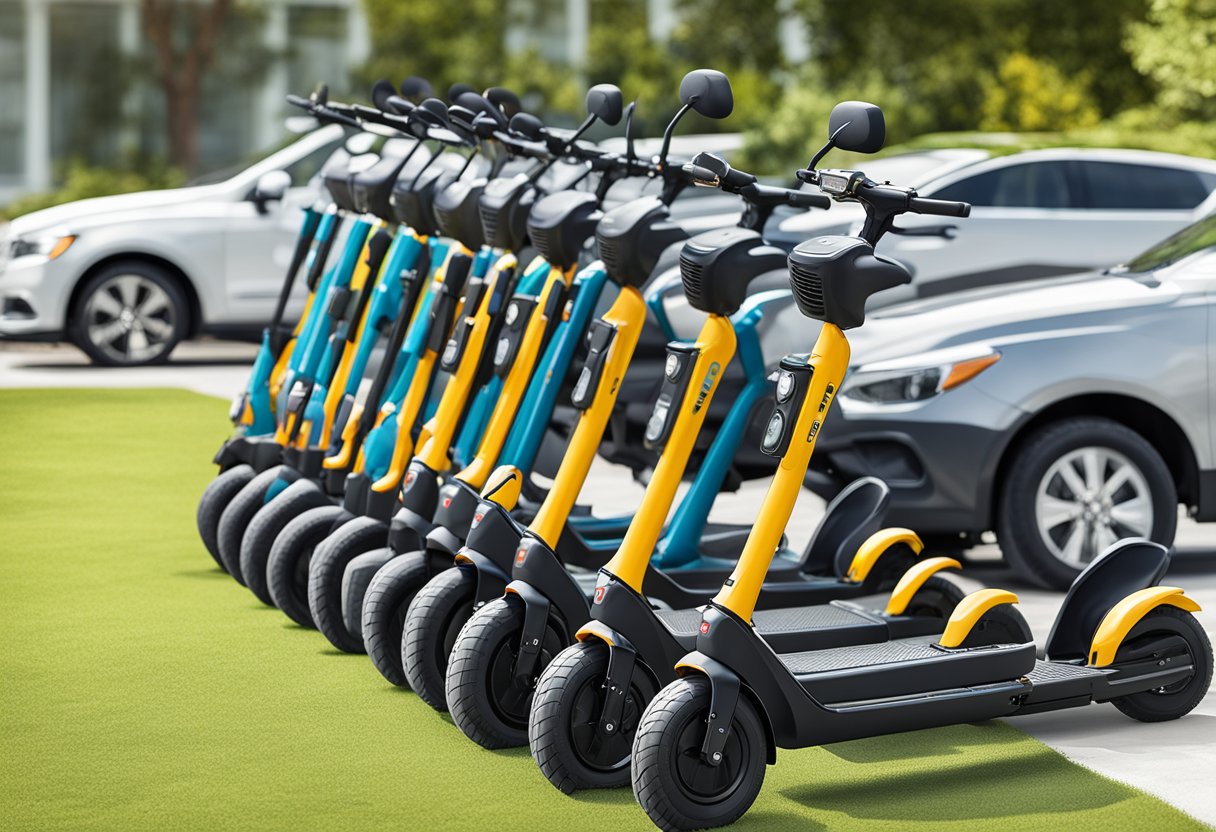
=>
[266,505,344,627]
[308,516,389,653]
[445,596,564,749]
[632,676,766,832]
[403,567,477,711]
[216,466,283,584]
[530,641,657,793]
[1111,606,1213,723]
[197,464,254,568]
[240,479,331,606]
[361,553,429,687]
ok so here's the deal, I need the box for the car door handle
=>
[889,224,957,239]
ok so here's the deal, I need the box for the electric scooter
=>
[630,102,1213,831]
[281,87,617,648]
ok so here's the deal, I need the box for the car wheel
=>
[997,417,1177,589]
[69,262,188,366]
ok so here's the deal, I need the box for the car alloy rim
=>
[1034,446,1153,567]
[83,274,175,363]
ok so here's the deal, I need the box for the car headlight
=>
[840,346,1001,407]
[11,232,77,261]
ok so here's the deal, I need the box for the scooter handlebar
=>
[908,196,971,218]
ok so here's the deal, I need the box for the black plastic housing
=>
[352,143,424,221]
[787,236,911,329]
[528,191,601,270]
[320,150,360,213]
[679,227,787,316]
[479,175,535,251]
[433,177,488,249]
[391,154,465,235]
[595,197,688,288]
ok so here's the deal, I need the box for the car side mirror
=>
[827,101,885,154]
[252,169,292,214]
[679,69,733,119]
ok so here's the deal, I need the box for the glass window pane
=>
[933,162,1072,209]
[1079,161,1211,210]
[50,3,121,172]
[288,6,349,97]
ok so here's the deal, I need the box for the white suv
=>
[0,125,345,365]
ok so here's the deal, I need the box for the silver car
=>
[0,125,345,365]
[808,212,1216,589]
[776,147,1216,306]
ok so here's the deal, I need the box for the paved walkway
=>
[3,339,1214,825]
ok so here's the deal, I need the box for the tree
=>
[142,0,235,175]
[1126,0,1216,120]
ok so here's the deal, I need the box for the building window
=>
[288,6,349,96]
[0,1,26,181]
[50,3,122,172]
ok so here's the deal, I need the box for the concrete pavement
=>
[3,339,1214,825]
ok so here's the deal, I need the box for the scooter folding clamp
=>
[760,356,814,458]
[570,319,618,409]
[644,342,700,451]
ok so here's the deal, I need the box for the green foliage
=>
[1126,0,1216,120]
[2,158,185,220]
[979,53,1100,132]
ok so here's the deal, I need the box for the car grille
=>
[788,261,825,318]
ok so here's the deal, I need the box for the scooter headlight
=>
[841,346,1000,408]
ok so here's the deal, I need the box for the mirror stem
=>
[657,102,693,170]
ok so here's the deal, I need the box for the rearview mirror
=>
[370,79,396,112]
[486,87,523,118]
[585,84,623,125]
[400,75,434,104]
[679,69,733,119]
[509,112,544,141]
[827,101,885,154]
[252,169,292,214]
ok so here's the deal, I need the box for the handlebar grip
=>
[909,196,970,218]
[789,191,831,210]
[286,94,313,109]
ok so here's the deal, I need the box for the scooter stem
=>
[712,323,851,622]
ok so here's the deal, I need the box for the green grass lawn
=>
[0,387,1208,831]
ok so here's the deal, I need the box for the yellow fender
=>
[480,465,522,511]
[845,528,924,584]
[1088,587,1201,667]
[938,589,1019,649]
[885,557,962,615]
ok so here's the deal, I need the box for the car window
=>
[284,137,345,187]
[1122,212,1216,272]
[1077,161,1213,210]
[932,162,1072,208]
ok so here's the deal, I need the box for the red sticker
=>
[593,586,606,605]
[473,512,484,527]
[442,497,452,508]
[404,471,416,489]
[515,547,527,566]
[699,621,710,635]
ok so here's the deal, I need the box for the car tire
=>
[69,262,189,366]
[997,417,1177,590]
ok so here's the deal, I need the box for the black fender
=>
[389,506,435,554]
[424,524,464,558]
[675,651,776,765]
[454,548,512,605]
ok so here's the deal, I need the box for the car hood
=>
[7,184,234,237]
[848,269,1181,365]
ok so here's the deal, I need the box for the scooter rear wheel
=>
[266,505,343,627]
[445,596,564,749]
[1111,606,1213,723]
[632,676,766,832]
[403,567,477,711]
[216,466,283,585]
[308,516,389,653]
[361,553,429,687]
[530,641,657,793]
[197,464,254,568]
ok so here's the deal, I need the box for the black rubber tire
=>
[1111,606,1213,722]
[266,505,344,627]
[216,466,283,585]
[341,545,394,639]
[308,516,389,653]
[239,479,330,606]
[997,417,1178,590]
[632,676,767,831]
[68,261,188,366]
[903,574,968,621]
[196,464,253,568]
[530,641,658,793]
[403,568,477,711]
[445,596,564,749]
[361,552,429,687]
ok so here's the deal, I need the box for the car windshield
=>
[1118,212,1216,273]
